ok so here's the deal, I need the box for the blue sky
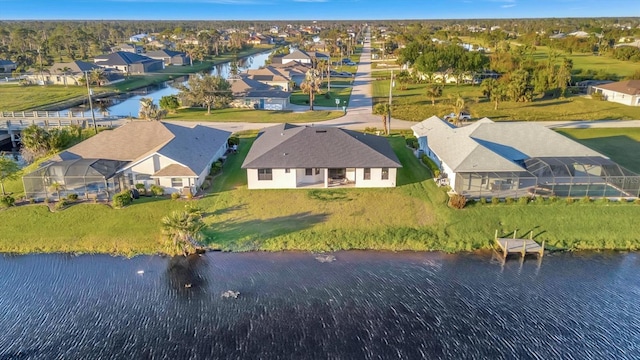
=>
[0,0,636,20]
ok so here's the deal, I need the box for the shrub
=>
[581,196,591,204]
[634,198,640,205]
[228,136,240,146]
[364,127,379,134]
[67,193,78,201]
[29,198,36,204]
[491,197,500,205]
[421,155,440,178]
[549,196,560,203]
[186,192,194,200]
[505,197,514,205]
[150,185,164,196]
[448,194,467,209]
[518,196,530,205]
[210,161,223,175]
[598,197,610,204]
[566,197,574,205]
[0,195,15,208]
[171,192,181,200]
[405,137,418,149]
[55,199,70,210]
[479,197,487,205]
[534,196,545,204]
[112,190,133,208]
[135,183,146,190]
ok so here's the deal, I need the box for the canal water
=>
[65,50,274,118]
[0,251,638,359]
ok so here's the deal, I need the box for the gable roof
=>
[246,67,290,82]
[230,76,290,98]
[94,52,156,65]
[146,49,187,58]
[593,80,640,96]
[50,60,101,74]
[282,49,329,61]
[56,121,231,175]
[242,124,401,169]
[412,117,603,172]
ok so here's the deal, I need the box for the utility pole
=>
[388,70,394,135]
[85,71,98,134]
[328,61,331,92]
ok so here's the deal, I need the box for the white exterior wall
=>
[296,168,325,185]
[246,168,298,189]
[596,88,640,106]
[355,168,397,188]
[441,161,456,189]
[156,177,195,194]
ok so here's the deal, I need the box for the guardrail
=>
[0,111,113,119]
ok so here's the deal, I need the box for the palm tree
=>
[161,210,206,256]
[138,97,167,120]
[300,69,322,111]
[0,156,20,196]
[89,68,107,87]
[425,84,443,106]
[449,94,468,126]
[48,182,64,201]
[373,102,391,135]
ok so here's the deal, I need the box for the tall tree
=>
[0,156,20,196]
[300,69,322,111]
[425,84,443,106]
[138,97,167,120]
[178,74,232,114]
[449,94,468,126]
[373,102,391,135]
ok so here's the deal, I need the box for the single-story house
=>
[0,59,17,73]
[229,76,291,110]
[411,116,640,199]
[40,61,122,86]
[282,50,329,65]
[242,124,402,189]
[245,67,292,91]
[146,49,190,66]
[23,121,231,200]
[94,52,164,74]
[111,43,144,54]
[270,61,310,86]
[590,80,640,106]
[129,33,149,43]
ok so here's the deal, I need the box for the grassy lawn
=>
[372,77,640,121]
[165,107,344,122]
[0,84,111,111]
[2,130,640,255]
[290,86,352,108]
[556,128,640,173]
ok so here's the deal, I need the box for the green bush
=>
[150,185,164,196]
[566,197,574,205]
[55,199,70,210]
[228,136,240,146]
[112,190,133,208]
[448,194,467,209]
[210,161,223,176]
[549,196,560,203]
[634,198,640,205]
[598,197,610,204]
[67,193,78,201]
[491,197,500,205]
[0,195,15,208]
[505,197,514,205]
[421,155,440,178]
[171,192,180,200]
[581,196,591,204]
[534,196,545,205]
[479,197,487,205]
[518,196,530,205]
[405,137,418,149]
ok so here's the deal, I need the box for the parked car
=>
[443,112,471,122]
[342,58,356,66]
[332,72,353,78]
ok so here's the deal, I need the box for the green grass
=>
[556,128,640,173]
[0,84,110,111]
[2,130,640,255]
[290,87,352,108]
[372,78,640,122]
[165,107,344,122]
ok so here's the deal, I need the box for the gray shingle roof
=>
[242,124,401,169]
[50,60,102,74]
[94,52,156,65]
[411,117,604,172]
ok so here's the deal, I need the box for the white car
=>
[443,112,471,122]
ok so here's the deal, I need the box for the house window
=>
[305,168,313,176]
[171,178,183,187]
[285,168,290,173]
[364,168,371,180]
[381,168,389,180]
[258,168,273,181]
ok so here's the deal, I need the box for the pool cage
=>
[455,157,640,199]
[23,159,127,201]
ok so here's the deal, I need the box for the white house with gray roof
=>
[25,121,231,199]
[412,116,640,199]
[242,124,402,189]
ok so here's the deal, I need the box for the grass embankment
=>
[372,77,640,121]
[2,129,640,255]
[0,84,111,111]
[164,107,344,122]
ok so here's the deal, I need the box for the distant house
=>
[0,59,17,73]
[242,124,401,190]
[94,52,164,74]
[146,49,190,66]
[111,43,144,54]
[40,60,121,86]
[245,67,292,91]
[270,61,310,87]
[247,34,273,45]
[282,50,329,65]
[129,33,149,43]
[591,80,640,106]
[411,116,640,199]
[229,75,291,110]
[23,121,231,200]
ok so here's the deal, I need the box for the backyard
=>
[1,129,640,254]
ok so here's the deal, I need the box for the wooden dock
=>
[494,230,544,260]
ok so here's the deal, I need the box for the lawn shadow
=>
[206,211,330,249]
[208,203,247,217]
[524,100,572,107]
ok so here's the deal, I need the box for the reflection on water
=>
[0,251,639,359]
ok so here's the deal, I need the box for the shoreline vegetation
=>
[2,129,640,256]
